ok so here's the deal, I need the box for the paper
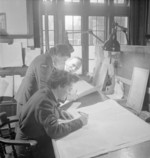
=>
[0,76,13,97]
[0,43,22,67]
[127,67,149,114]
[14,75,24,95]
[61,80,98,107]
[53,99,150,158]
[107,78,124,100]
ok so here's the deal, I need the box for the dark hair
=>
[49,44,71,57]
[47,70,79,89]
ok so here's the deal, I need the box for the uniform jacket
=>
[15,87,83,158]
[15,53,54,106]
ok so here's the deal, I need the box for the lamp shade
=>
[103,28,120,52]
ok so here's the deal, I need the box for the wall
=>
[116,45,150,111]
[0,0,27,34]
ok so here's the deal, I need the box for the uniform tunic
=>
[15,87,83,158]
[15,53,54,114]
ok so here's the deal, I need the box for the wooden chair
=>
[0,112,37,158]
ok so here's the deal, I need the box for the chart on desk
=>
[54,99,150,158]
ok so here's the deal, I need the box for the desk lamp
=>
[87,21,128,52]
[103,24,120,52]
[103,22,128,52]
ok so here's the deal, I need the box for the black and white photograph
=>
[0,0,150,158]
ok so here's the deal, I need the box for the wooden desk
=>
[52,81,150,158]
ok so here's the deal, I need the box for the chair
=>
[0,112,37,158]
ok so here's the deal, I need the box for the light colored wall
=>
[0,0,27,34]
[116,45,150,111]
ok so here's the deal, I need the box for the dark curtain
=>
[33,0,41,48]
[129,0,149,45]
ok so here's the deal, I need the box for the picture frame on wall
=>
[0,13,7,35]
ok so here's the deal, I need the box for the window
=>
[48,15,54,47]
[114,16,128,45]
[114,0,125,4]
[43,0,53,2]
[90,0,105,3]
[65,16,81,46]
[65,15,82,74]
[65,0,80,2]
[42,15,46,53]
[88,16,105,73]
[89,16,105,45]
[40,0,129,74]
[42,15,54,53]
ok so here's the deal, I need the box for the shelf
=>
[0,66,28,77]
[0,34,33,44]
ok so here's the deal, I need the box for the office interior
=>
[1,0,150,155]
[0,0,150,116]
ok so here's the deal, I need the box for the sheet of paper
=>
[54,99,150,158]
[0,43,22,67]
[61,80,98,107]
[14,75,24,95]
[0,76,13,97]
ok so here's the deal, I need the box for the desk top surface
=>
[53,81,150,158]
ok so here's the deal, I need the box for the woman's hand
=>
[79,112,88,126]
[61,110,74,120]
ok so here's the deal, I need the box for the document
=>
[53,99,150,158]
[0,76,13,97]
[61,80,98,107]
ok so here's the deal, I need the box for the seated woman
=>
[65,56,82,73]
[15,70,88,158]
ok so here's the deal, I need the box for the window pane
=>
[48,16,54,30]
[42,15,45,30]
[114,0,125,4]
[74,33,81,45]
[65,0,80,2]
[74,16,81,30]
[90,0,97,3]
[65,0,72,2]
[65,16,81,45]
[114,16,128,44]
[90,0,105,3]
[49,31,54,46]
[65,15,82,74]
[98,0,104,2]
[88,16,105,74]
[43,31,46,45]
[97,17,104,29]
[73,0,80,2]
[68,33,74,45]
[65,16,73,30]
[89,16,105,45]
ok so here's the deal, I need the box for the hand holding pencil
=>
[78,111,88,126]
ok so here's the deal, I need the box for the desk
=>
[52,81,150,158]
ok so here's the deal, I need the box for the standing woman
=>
[15,44,72,116]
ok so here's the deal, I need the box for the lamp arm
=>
[115,22,129,44]
[115,23,127,33]
[88,30,104,43]
[66,30,104,44]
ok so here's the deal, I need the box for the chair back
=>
[0,112,37,158]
